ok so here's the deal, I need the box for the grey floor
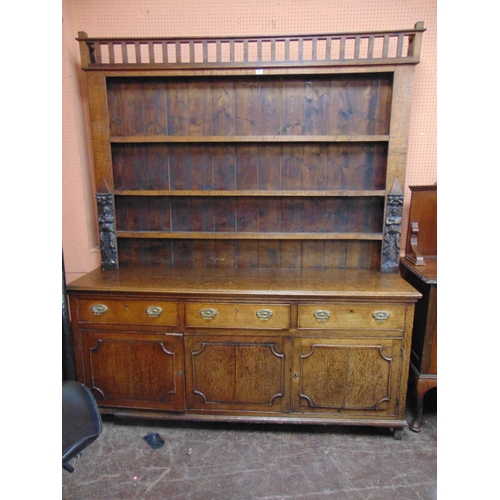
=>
[62,390,437,500]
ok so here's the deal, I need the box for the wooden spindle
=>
[311,37,317,61]
[325,37,331,61]
[354,36,360,60]
[162,41,168,63]
[189,41,195,64]
[108,42,115,64]
[121,42,128,64]
[175,41,181,63]
[396,34,404,58]
[148,41,154,63]
[368,36,374,59]
[135,41,141,63]
[339,36,346,60]
[230,40,235,62]
[382,35,389,59]
[94,42,101,64]
[216,40,221,63]
[285,38,290,61]
[203,41,208,63]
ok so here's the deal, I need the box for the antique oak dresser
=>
[67,24,425,439]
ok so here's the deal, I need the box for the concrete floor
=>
[62,390,437,500]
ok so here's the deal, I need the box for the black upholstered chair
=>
[62,381,102,472]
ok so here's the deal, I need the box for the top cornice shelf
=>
[77,22,425,71]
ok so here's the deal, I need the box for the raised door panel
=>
[292,337,403,417]
[185,335,290,413]
[81,331,184,411]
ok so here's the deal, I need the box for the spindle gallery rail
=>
[77,22,424,70]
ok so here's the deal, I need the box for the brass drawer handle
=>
[373,311,391,321]
[91,304,108,315]
[256,309,273,320]
[200,308,217,320]
[146,306,163,318]
[313,310,331,321]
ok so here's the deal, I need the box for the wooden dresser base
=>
[68,267,421,440]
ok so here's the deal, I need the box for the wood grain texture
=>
[67,266,421,300]
[79,330,184,411]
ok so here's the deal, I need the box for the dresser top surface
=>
[67,267,421,301]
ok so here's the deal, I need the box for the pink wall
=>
[62,0,437,283]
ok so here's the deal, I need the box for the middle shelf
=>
[114,195,384,235]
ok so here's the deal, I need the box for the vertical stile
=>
[189,41,195,64]
[368,36,374,59]
[271,39,276,62]
[325,36,331,61]
[244,39,248,62]
[121,42,128,64]
[148,41,154,63]
[203,40,208,63]
[382,35,389,59]
[285,38,290,61]
[258,39,262,62]
[408,22,425,62]
[312,37,317,62]
[397,34,404,58]
[108,42,115,64]
[77,33,92,67]
[354,36,361,60]
[175,41,181,63]
[340,36,346,60]
[135,41,141,63]
[298,37,303,62]
[162,41,168,63]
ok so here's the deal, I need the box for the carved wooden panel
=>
[292,338,403,415]
[185,335,289,412]
[82,332,184,410]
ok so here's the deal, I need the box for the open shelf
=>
[116,231,384,240]
[110,135,390,143]
[114,189,386,197]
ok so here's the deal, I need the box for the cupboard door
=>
[80,331,184,411]
[185,335,290,413]
[292,337,403,416]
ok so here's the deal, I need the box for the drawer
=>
[297,304,406,330]
[76,298,179,326]
[185,303,290,330]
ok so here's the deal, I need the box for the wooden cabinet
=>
[400,184,437,432]
[69,267,420,438]
[68,25,425,438]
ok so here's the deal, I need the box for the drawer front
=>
[185,303,290,329]
[77,298,179,326]
[298,304,406,330]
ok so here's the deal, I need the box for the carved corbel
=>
[96,192,118,270]
[381,178,404,273]
[406,221,426,265]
